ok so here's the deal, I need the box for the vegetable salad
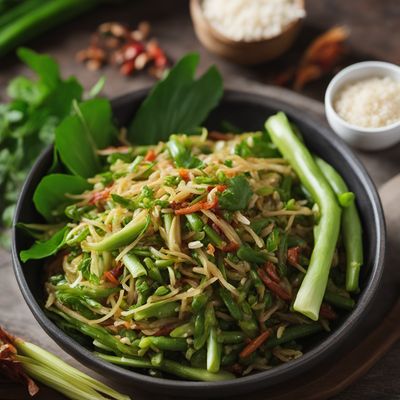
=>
[38,124,357,380]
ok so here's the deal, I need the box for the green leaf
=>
[43,77,83,118]
[77,98,115,149]
[55,98,115,178]
[33,174,91,221]
[7,76,48,105]
[218,175,253,211]
[20,225,69,263]
[235,132,279,159]
[128,53,223,144]
[17,47,60,89]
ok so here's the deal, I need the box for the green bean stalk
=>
[315,157,364,292]
[266,112,342,320]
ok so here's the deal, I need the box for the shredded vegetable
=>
[22,122,359,381]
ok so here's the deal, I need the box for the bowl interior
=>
[12,89,385,397]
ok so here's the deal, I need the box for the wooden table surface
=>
[0,1,399,399]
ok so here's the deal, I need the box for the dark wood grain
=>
[0,1,399,398]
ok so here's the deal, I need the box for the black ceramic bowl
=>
[12,89,385,398]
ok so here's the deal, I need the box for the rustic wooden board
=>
[0,84,399,400]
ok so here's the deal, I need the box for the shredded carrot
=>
[144,149,156,162]
[319,303,337,320]
[174,197,218,215]
[88,187,111,205]
[103,271,119,285]
[216,184,227,192]
[178,168,190,182]
[207,184,227,193]
[239,330,271,359]
[258,269,291,301]
[206,243,216,256]
[265,262,280,283]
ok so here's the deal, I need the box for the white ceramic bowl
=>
[325,61,400,151]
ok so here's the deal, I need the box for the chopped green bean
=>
[267,113,341,320]
[122,253,147,278]
[133,301,179,321]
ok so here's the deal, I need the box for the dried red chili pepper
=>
[222,242,240,253]
[287,246,301,266]
[258,269,292,301]
[265,261,280,284]
[319,303,337,320]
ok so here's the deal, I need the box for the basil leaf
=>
[128,53,223,144]
[33,174,91,221]
[218,175,253,211]
[20,225,69,263]
[55,98,115,178]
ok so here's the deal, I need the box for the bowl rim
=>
[12,88,386,396]
[190,0,305,45]
[325,61,400,134]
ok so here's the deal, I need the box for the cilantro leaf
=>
[235,132,279,159]
[0,48,87,247]
[218,175,253,211]
[128,53,223,144]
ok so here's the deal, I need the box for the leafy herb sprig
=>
[0,48,105,247]
[19,52,223,260]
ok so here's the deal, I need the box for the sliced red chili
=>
[144,149,156,162]
[103,271,120,286]
[287,246,301,266]
[222,242,240,253]
[265,261,280,283]
[258,269,292,301]
[88,187,111,205]
[319,303,337,320]
[239,330,271,359]
[174,197,218,215]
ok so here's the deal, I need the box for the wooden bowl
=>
[190,0,305,65]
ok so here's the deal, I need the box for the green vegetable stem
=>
[266,112,341,321]
[315,157,363,292]
[85,214,148,252]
